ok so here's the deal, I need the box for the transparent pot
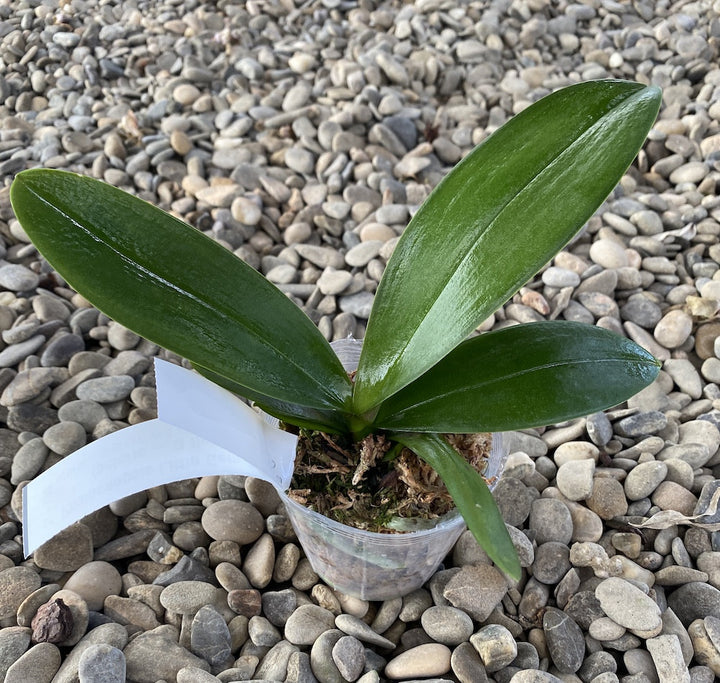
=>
[275,338,508,601]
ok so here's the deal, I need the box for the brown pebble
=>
[228,589,263,617]
[695,321,720,360]
[31,599,73,644]
[170,129,192,156]
[651,481,699,516]
[586,478,628,520]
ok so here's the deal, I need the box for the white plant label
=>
[22,359,298,555]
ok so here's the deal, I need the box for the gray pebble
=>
[248,615,282,647]
[384,643,451,679]
[528,498,573,544]
[159,581,218,615]
[4,642,61,683]
[285,605,336,646]
[335,614,394,649]
[339,291,374,318]
[399,590,433,623]
[124,631,210,681]
[555,459,594,501]
[450,641,487,683]
[614,410,668,437]
[624,461,668,500]
[0,567,42,619]
[33,524,93,572]
[507,672,564,683]
[78,644,125,683]
[543,607,585,673]
[75,375,135,403]
[262,589,297,627]
[595,578,661,631]
[191,605,232,668]
[255,640,300,680]
[332,635,365,682]
[103,351,150,377]
[587,412,613,447]
[48,622,128,683]
[620,295,662,328]
[669,161,708,184]
[532,542,571,585]
[243,533,275,589]
[421,606,473,646]
[43,421,86,455]
[665,358,703,398]
[0,264,39,291]
[57,400,107,432]
[0,335,46,368]
[443,565,508,622]
[492,477,534,527]
[667,582,720,626]
[40,334,85,367]
[10,437,48,485]
[542,266,580,288]
[0,627,32,681]
[201,500,264,545]
[310,629,345,683]
[370,597,402,634]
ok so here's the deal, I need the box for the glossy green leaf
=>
[354,81,662,414]
[394,432,521,580]
[10,170,352,412]
[374,322,661,433]
[193,363,350,434]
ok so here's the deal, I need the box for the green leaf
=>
[394,432,521,581]
[354,80,662,414]
[193,363,350,434]
[10,169,352,412]
[374,322,661,433]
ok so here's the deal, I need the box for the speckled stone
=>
[586,478,628,520]
[528,498,574,544]
[595,578,661,631]
[4,642,61,683]
[443,565,508,622]
[124,631,210,681]
[33,524,94,572]
[159,582,220,615]
[78,644,126,683]
[0,567,42,619]
[470,624,518,673]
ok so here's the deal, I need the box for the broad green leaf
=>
[394,432,521,580]
[194,363,350,434]
[10,170,352,412]
[373,322,661,433]
[354,81,662,414]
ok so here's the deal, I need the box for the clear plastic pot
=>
[275,338,508,601]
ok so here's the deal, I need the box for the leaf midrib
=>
[382,355,652,415]
[384,111,615,397]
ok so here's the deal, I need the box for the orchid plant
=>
[10,80,662,580]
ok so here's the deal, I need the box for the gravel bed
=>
[1,0,720,681]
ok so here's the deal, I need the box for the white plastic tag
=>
[22,359,297,555]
